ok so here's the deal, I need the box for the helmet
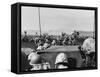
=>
[82,37,95,53]
[43,43,49,49]
[55,53,68,64]
[37,46,43,50]
[28,52,41,65]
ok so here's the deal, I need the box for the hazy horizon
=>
[21,6,95,35]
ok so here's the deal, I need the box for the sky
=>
[21,6,95,35]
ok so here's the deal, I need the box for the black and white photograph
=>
[20,4,97,72]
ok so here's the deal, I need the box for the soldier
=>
[37,40,44,51]
[62,38,66,46]
[55,53,69,69]
[21,48,34,71]
[52,39,56,46]
[43,39,50,49]
[28,52,50,70]
[81,37,95,67]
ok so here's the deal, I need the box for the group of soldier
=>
[22,31,86,50]
[21,48,70,70]
[21,31,95,71]
[21,37,95,71]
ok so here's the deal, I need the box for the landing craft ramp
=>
[37,45,83,69]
